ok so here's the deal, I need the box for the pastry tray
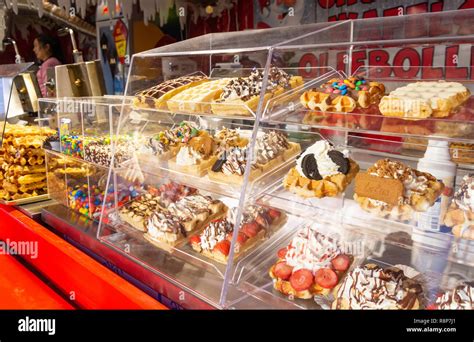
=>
[0,194,50,206]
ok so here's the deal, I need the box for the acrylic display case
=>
[0,62,55,205]
[44,10,474,309]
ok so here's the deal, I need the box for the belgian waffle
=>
[379,81,471,119]
[167,78,233,114]
[354,159,444,221]
[300,76,385,113]
[133,75,208,109]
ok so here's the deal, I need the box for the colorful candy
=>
[67,183,137,219]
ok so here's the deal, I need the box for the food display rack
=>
[0,63,52,206]
[41,10,474,309]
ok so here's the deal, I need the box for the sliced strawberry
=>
[227,232,248,245]
[189,235,201,245]
[426,303,438,310]
[331,254,351,272]
[274,262,293,280]
[267,208,281,221]
[277,247,288,259]
[236,232,249,245]
[241,222,260,238]
[315,268,338,289]
[289,269,314,292]
[213,240,231,256]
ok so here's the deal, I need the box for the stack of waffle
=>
[0,124,56,201]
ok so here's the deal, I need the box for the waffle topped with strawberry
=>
[189,205,284,264]
[269,226,353,300]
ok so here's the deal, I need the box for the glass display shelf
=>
[40,10,474,309]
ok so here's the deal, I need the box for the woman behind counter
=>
[33,34,63,97]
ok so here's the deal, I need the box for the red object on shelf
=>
[0,254,73,309]
[0,205,167,310]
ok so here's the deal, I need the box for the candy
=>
[341,89,348,95]
[333,89,341,94]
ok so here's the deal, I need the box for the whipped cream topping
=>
[215,127,243,147]
[369,159,432,204]
[219,67,291,102]
[176,146,202,166]
[436,283,474,310]
[284,226,342,273]
[199,219,233,251]
[221,147,248,176]
[255,131,290,165]
[454,174,474,212]
[146,210,185,241]
[295,140,344,179]
[168,195,213,219]
[335,265,422,309]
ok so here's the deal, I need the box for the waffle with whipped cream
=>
[354,159,444,221]
[269,226,353,300]
[139,121,201,161]
[167,78,232,114]
[167,131,219,177]
[283,140,359,198]
[119,193,161,232]
[332,264,423,310]
[208,131,301,185]
[300,76,385,113]
[189,205,284,264]
[433,283,474,310]
[133,75,208,109]
[443,174,474,240]
[379,81,470,119]
[144,194,226,249]
[211,67,303,116]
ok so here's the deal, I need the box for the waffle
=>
[119,194,161,232]
[144,196,227,250]
[167,132,219,177]
[11,136,45,149]
[379,81,471,119]
[209,131,301,185]
[167,78,233,114]
[133,75,208,109]
[354,159,444,221]
[0,124,56,201]
[269,226,353,300]
[190,206,285,265]
[450,143,474,164]
[284,159,359,198]
[332,264,422,310]
[443,174,474,240]
[300,76,385,112]
[211,67,303,116]
[3,124,56,138]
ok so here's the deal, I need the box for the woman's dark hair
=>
[35,34,64,63]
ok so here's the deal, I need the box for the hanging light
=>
[205,5,214,15]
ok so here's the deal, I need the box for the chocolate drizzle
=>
[219,66,292,102]
[335,264,422,310]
